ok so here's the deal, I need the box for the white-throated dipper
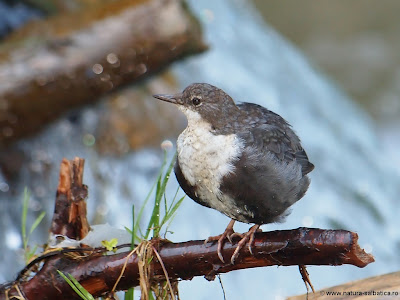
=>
[153,83,314,264]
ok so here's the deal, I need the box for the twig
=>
[152,245,176,300]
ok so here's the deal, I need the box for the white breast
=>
[176,109,244,214]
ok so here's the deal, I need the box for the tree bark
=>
[49,157,89,240]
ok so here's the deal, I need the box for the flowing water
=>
[0,0,399,298]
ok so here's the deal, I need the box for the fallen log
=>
[0,0,207,146]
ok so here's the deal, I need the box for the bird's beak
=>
[153,93,184,105]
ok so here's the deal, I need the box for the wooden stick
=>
[50,157,89,240]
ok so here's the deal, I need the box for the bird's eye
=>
[192,97,201,106]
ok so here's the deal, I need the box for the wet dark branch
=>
[1,228,374,300]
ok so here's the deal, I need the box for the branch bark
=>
[49,157,89,240]
[0,157,374,299]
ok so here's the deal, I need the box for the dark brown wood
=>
[49,157,89,240]
[0,0,207,146]
[1,228,374,300]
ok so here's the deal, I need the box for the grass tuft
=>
[21,187,46,264]
[125,150,184,299]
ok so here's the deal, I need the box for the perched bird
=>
[153,83,314,264]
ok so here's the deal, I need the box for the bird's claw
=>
[205,219,236,263]
[231,224,260,264]
[205,221,261,264]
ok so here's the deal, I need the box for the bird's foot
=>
[231,224,261,264]
[205,219,236,263]
[299,265,315,294]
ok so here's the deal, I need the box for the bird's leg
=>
[231,224,261,264]
[205,219,236,263]
[298,265,315,294]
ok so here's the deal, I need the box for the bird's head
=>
[153,83,239,130]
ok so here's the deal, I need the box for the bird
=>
[153,83,314,264]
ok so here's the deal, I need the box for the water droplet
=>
[92,63,103,75]
[107,53,119,65]
[363,243,373,253]
[83,133,96,147]
[6,230,22,250]
[136,63,147,75]
[302,216,313,227]
[0,182,9,192]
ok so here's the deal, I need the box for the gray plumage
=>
[154,83,314,226]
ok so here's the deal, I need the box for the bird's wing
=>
[238,123,314,176]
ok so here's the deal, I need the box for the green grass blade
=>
[160,185,184,229]
[167,195,185,221]
[165,187,181,217]
[134,173,159,241]
[152,173,163,237]
[57,271,83,298]
[25,244,38,263]
[149,291,155,300]
[146,151,176,239]
[124,288,134,300]
[159,152,176,200]
[161,195,185,232]
[57,271,95,300]
[163,192,168,219]
[130,205,135,250]
[29,211,46,236]
[68,274,95,300]
[144,152,168,239]
[21,187,30,250]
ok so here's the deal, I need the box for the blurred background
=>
[0,0,399,299]
[253,0,400,167]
